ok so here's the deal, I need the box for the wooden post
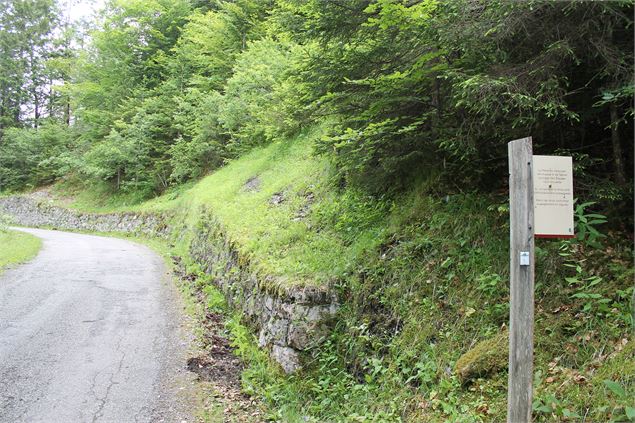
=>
[507,137,535,423]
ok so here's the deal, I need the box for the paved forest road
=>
[0,228,197,423]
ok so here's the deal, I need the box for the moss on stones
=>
[455,332,508,383]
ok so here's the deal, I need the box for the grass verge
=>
[0,229,42,273]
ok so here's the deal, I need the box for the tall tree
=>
[0,0,58,131]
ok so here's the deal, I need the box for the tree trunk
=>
[34,92,40,128]
[47,77,54,118]
[64,97,70,126]
[610,103,626,186]
[29,51,39,128]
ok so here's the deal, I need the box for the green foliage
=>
[280,0,634,193]
[0,122,75,191]
[559,236,633,327]
[219,38,304,153]
[556,203,633,325]
[574,202,608,248]
[532,342,635,423]
[0,0,62,128]
[202,284,226,313]
[4,0,631,209]
[476,271,503,297]
[163,87,227,184]
[177,7,273,124]
[52,0,283,194]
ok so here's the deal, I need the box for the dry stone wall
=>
[189,212,338,373]
[0,196,169,236]
[0,195,338,373]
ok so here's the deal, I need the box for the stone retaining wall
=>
[0,196,169,236]
[0,195,338,373]
[189,212,338,372]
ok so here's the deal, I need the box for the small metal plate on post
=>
[520,251,530,266]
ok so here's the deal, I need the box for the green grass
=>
[43,126,634,422]
[53,127,423,289]
[51,179,164,213]
[83,126,389,289]
[220,193,633,422]
[147,155,629,422]
[0,230,42,272]
[52,127,401,289]
[144,130,344,286]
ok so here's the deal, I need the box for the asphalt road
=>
[0,227,197,423]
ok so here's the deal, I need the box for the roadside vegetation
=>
[0,217,42,273]
[0,0,632,421]
[49,128,634,421]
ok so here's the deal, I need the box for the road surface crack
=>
[92,335,126,423]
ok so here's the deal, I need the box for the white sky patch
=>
[61,0,106,24]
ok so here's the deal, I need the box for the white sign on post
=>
[532,155,574,239]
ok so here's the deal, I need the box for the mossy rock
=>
[455,332,508,383]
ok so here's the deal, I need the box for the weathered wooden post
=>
[507,137,535,423]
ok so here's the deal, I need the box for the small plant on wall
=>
[0,214,12,232]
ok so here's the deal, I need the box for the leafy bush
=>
[219,38,304,154]
[0,122,75,191]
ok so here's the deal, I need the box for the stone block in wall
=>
[271,345,301,374]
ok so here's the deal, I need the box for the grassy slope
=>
[57,127,396,288]
[52,129,634,422]
[0,230,42,272]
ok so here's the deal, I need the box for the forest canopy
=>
[0,0,632,211]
